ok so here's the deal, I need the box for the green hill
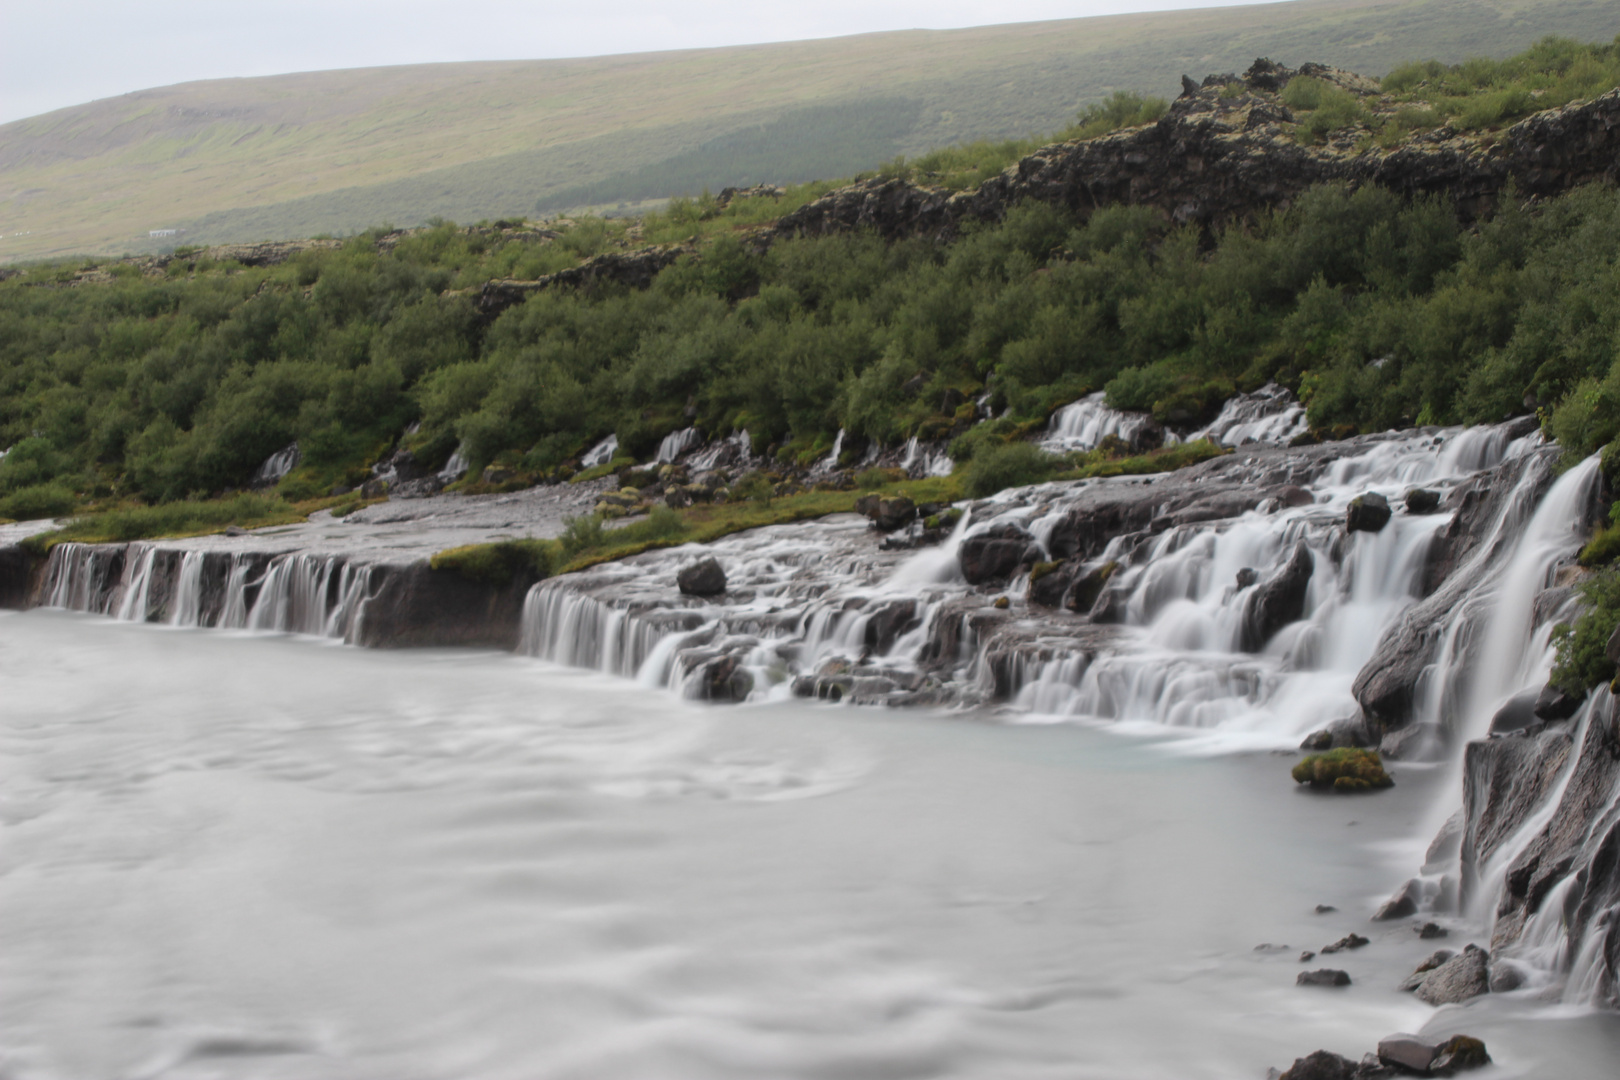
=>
[1,0,1615,262]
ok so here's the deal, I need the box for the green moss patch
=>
[1292,748,1394,792]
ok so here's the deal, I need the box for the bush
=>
[731,470,774,505]
[557,513,607,558]
[1550,568,1620,693]
[0,483,78,522]
[1291,748,1394,792]
[965,441,1061,498]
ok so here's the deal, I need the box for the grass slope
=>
[1,0,1614,262]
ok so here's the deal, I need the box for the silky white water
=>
[2,611,1617,1079]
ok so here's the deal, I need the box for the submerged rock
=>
[1376,1033,1438,1073]
[1297,969,1352,987]
[1275,1049,1360,1080]
[1430,1035,1490,1073]
[1320,932,1370,954]
[1414,943,1490,1005]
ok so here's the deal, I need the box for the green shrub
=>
[732,470,775,505]
[965,441,1061,498]
[856,467,906,487]
[557,513,607,557]
[1550,568,1620,693]
[1580,522,1620,567]
[0,483,78,522]
[1291,748,1394,792]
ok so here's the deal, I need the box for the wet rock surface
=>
[1297,968,1352,987]
[1414,943,1490,1005]
[677,556,728,596]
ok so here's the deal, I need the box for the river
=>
[2,609,1617,1078]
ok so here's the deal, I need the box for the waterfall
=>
[1184,384,1309,447]
[812,429,845,474]
[654,427,702,465]
[439,444,470,481]
[170,551,206,626]
[581,434,619,469]
[250,442,301,488]
[1461,456,1602,737]
[900,436,953,478]
[1041,392,1153,453]
[38,542,376,644]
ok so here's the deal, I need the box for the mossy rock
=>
[1291,747,1393,792]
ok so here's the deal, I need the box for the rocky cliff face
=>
[772,61,1620,243]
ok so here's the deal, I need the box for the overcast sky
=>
[0,0,1274,125]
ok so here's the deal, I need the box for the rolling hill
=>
[1,0,1615,262]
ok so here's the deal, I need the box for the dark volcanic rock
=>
[863,599,920,653]
[1405,488,1442,514]
[1026,561,1078,608]
[1414,943,1490,1005]
[1277,1049,1358,1080]
[356,561,536,650]
[1533,682,1585,721]
[0,545,35,610]
[1320,933,1369,954]
[1297,969,1352,987]
[1346,492,1392,533]
[1242,541,1314,651]
[959,523,1035,585]
[1489,687,1541,734]
[1064,560,1119,614]
[475,245,689,318]
[677,557,727,596]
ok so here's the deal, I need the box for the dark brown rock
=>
[677,557,727,596]
[1242,541,1313,651]
[1346,492,1392,533]
[1373,878,1422,921]
[1297,969,1352,987]
[959,523,1035,585]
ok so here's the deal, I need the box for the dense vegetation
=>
[6,36,1620,534]
[6,173,1620,525]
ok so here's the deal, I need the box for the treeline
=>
[3,177,1620,524]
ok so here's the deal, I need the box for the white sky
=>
[0,0,1275,125]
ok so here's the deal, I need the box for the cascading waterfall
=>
[653,427,702,465]
[39,543,376,644]
[1041,392,1154,453]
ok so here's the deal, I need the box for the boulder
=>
[1425,810,1465,869]
[1242,541,1314,650]
[360,478,390,499]
[872,496,916,531]
[1399,949,1456,991]
[1429,1035,1490,1074]
[1376,1033,1438,1073]
[1405,488,1442,514]
[1415,943,1490,1005]
[1272,485,1315,508]
[1347,492,1392,533]
[1489,688,1541,734]
[677,557,728,596]
[1533,681,1584,721]
[1236,566,1260,589]
[689,653,753,702]
[1372,878,1423,921]
[958,523,1036,585]
[1297,969,1352,987]
[1419,922,1449,940]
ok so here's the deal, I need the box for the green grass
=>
[5,0,1615,261]
[19,493,305,555]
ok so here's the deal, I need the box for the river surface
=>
[3,611,1617,1079]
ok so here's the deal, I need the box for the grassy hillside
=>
[1,0,1615,262]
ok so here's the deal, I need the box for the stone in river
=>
[1297,968,1352,987]
[1415,943,1489,1005]
[677,557,727,596]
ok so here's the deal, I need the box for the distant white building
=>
[148,228,181,238]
